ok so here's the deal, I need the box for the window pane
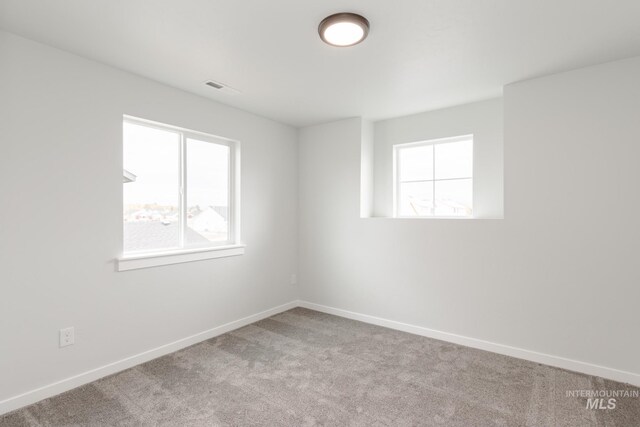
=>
[399,181,434,216]
[435,139,473,179]
[186,138,230,247]
[399,144,433,181]
[434,178,473,217]
[123,122,180,253]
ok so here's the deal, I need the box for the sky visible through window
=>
[396,137,473,217]
[123,121,230,253]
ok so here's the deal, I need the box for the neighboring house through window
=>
[122,116,239,255]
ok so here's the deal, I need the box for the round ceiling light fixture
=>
[318,13,370,47]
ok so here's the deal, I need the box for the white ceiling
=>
[2,0,640,127]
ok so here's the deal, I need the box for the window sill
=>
[117,244,245,271]
[394,215,474,219]
[360,215,504,220]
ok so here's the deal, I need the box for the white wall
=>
[298,56,640,382]
[360,119,375,218]
[2,27,640,411]
[373,99,504,218]
[0,31,298,404]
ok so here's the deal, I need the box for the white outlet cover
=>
[59,327,75,347]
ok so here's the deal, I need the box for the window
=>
[394,135,473,217]
[122,116,240,260]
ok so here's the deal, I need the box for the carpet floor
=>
[1,308,639,426]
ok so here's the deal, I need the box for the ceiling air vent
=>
[204,80,240,95]
[205,80,224,89]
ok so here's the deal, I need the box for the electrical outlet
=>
[290,274,298,286]
[59,327,74,348]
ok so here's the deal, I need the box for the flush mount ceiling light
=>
[318,13,369,47]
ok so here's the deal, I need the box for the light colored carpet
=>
[1,308,638,426]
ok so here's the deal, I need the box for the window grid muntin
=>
[394,135,473,217]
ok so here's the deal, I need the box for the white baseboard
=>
[297,300,640,387]
[0,301,298,416]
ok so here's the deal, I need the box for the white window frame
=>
[118,115,243,271]
[393,134,473,218]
